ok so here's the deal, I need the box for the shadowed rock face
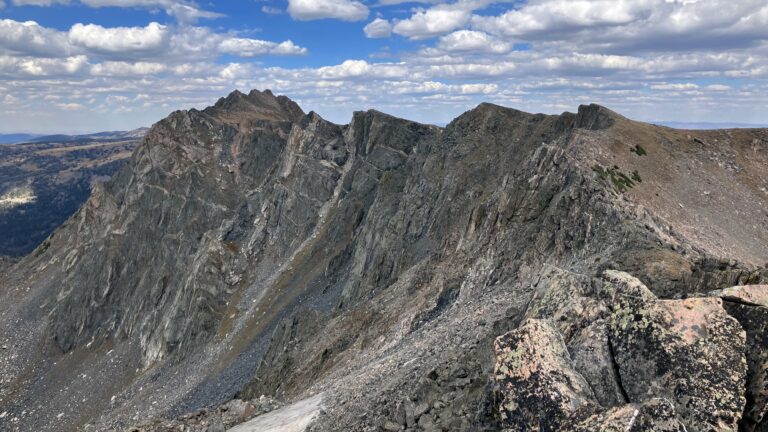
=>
[709,286,768,432]
[0,90,767,432]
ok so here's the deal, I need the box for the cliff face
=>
[0,90,766,432]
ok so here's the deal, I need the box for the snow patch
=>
[0,186,36,209]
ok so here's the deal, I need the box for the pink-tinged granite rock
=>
[569,398,685,432]
[598,269,657,303]
[522,265,602,341]
[493,319,597,431]
[710,285,768,307]
[610,295,747,431]
[493,268,762,432]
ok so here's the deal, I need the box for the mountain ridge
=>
[0,89,766,432]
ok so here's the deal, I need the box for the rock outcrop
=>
[710,285,768,432]
[493,268,764,432]
[0,90,767,432]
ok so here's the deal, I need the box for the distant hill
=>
[0,130,144,256]
[655,121,768,129]
[0,133,42,144]
[18,128,149,144]
[0,128,148,145]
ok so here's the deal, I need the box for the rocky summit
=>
[0,89,767,432]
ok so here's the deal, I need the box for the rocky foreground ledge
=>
[494,266,767,432]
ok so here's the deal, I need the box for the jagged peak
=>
[473,102,531,115]
[446,103,550,132]
[350,108,441,130]
[452,102,621,132]
[351,108,399,122]
[204,88,304,124]
[346,108,439,156]
[573,103,622,130]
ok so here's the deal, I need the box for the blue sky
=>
[0,0,767,133]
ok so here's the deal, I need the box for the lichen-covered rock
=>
[597,270,657,303]
[493,319,597,431]
[710,285,768,432]
[567,319,626,408]
[523,265,606,341]
[609,295,747,431]
[496,269,754,432]
[568,398,685,432]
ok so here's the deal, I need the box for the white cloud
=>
[377,0,442,4]
[219,37,307,57]
[473,0,646,37]
[13,0,221,23]
[0,19,70,57]
[0,54,88,77]
[437,30,510,53]
[2,0,768,133]
[12,0,69,5]
[91,61,167,76]
[651,82,699,91]
[69,22,169,55]
[162,2,222,23]
[77,0,217,20]
[261,6,282,15]
[317,59,408,79]
[392,4,472,39]
[218,63,251,79]
[0,19,307,64]
[287,0,369,21]
[364,18,392,38]
[473,0,768,53]
[57,102,86,110]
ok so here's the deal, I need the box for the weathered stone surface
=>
[597,269,657,303]
[610,295,747,431]
[496,268,754,432]
[711,285,768,307]
[569,398,685,432]
[710,285,768,432]
[523,265,604,341]
[127,396,281,432]
[567,319,626,408]
[494,319,597,430]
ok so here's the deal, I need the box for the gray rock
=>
[206,419,225,432]
[609,293,747,431]
[710,285,768,432]
[493,319,597,430]
[567,319,626,408]
[494,269,753,432]
[570,398,685,432]
[383,420,402,431]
